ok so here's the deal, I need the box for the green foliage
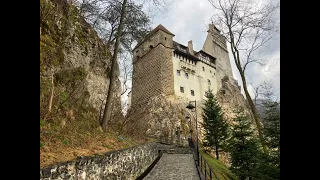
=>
[62,140,69,145]
[202,89,229,158]
[40,118,45,126]
[200,150,238,180]
[54,67,87,86]
[228,107,260,180]
[252,152,280,180]
[40,141,45,148]
[262,101,280,151]
[254,100,280,179]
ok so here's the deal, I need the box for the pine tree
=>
[228,107,260,180]
[202,89,229,160]
[262,100,280,153]
[255,100,280,179]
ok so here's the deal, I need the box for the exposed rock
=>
[40,0,123,121]
[216,76,253,124]
[126,94,193,144]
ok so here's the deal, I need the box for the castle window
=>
[180,86,184,93]
[191,90,195,96]
[210,70,212,73]
[208,79,211,85]
[149,45,153,48]
[203,67,205,71]
[185,73,189,79]
[177,70,181,76]
[165,37,167,40]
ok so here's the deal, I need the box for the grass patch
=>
[200,150,238,180]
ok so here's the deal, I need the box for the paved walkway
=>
[143,154,200,180]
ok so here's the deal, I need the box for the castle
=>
[130,24,234,108]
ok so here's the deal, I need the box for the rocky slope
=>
[40,0,125,167]
[40,0,123,123]
[216,76,253,124]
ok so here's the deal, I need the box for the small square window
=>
[177,70,181,76]
[191,90,195,96]
[180,86,184,93]
[185,73,189,79]
[203,67,205,71]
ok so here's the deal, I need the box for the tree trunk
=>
[48,70,54,113]
[215,146,219,160]
[101,0,127,131]
[239,72,268,153]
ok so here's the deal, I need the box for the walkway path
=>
[143,153,200,180]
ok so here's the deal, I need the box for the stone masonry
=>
[131,26,175,109]
[40,142,158,180]
[143,154,200,180]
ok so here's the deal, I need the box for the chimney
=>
[208,23,221,34]
[208,24,214,32]
[188,40,194,55]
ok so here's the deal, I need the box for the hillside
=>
[40,0,142,168]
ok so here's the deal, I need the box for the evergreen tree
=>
[202,89,229,160]
[228,107,260,180]
[255,100,280,179]
[262,100,280,154]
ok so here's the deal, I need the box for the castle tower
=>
[202,24,233,89]
[131,24,175,108]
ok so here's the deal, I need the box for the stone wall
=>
[131,43,174,108]
[40,142,159,180]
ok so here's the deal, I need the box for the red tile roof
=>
[133,24,175,51]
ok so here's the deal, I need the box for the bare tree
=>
[75,0,169,131]
[119,52,132,96]
[252,81,276,104]
[101,0,128,131]
[208,0,279,153]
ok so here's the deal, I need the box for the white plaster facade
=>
[172,51,218,102]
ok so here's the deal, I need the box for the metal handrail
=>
[189,138,220,180]
[199,152,220,180]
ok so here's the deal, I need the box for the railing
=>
[199,152,220,180]
[188,137,220,180]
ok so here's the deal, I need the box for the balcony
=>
[180,60,196,74]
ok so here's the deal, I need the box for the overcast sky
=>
[146,0,280,101]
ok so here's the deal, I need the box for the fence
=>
[188,137,220,180]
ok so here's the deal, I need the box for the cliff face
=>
[126,94,192,144]
[216,76,253,123]
[40,0,123,123]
